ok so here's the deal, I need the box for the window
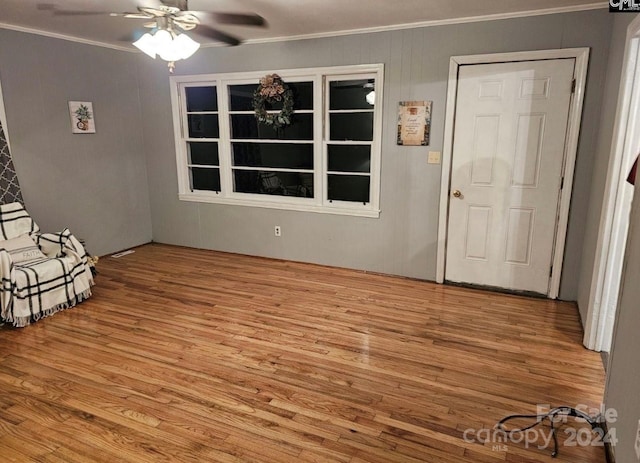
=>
[170,65,384,217]
[184,86,221,192]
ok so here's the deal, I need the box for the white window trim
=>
[170,64,384,218]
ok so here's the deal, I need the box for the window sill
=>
[178,193,381,218]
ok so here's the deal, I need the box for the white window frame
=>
[170,64,384,218]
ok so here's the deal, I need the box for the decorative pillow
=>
[0,234,46,263]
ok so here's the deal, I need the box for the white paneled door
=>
[445,59,575,294]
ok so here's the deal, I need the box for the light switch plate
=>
[428,151,441,164]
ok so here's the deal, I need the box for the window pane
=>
[328,145,370,173]
[186,86,218,112]
[330,80,375,110]
[328,175,370,203]
[231,114,313,140]
[234,170,313,197]
[330,113,373,141]
[229,84,257,111]
[188,114,219,138]
[190,167,221,191]
[229,81,314,111]
[289,81,313,110]
[232,143,313,169]
[188,142,219,166]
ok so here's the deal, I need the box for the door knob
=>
[452,189,462,198]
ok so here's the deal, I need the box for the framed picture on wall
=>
[397,100,432,146]
[68,101,96,134]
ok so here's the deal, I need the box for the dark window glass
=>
[229,84,257,111]
[232,143,313,169]
[328,175,370,203]
[188,114,219,138]
[186,86,218,112]
[330,80,375,110]
[288,81,314,110]
[330,113,373,141]
[327,145,371,173]
[190,167,221,191]
[231,114,313,140]
[234,170,313,197]
[229,81,313,111]
[188,142,219,166]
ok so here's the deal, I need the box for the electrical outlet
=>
[635,419,640,460]
[274,226,281,237]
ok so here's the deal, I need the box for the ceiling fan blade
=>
[160,0,188,10]
[195,24,241,46]
[50,9,140,17]
[51,10,112,16]
[124,13,155,19]
[193,12,266,27]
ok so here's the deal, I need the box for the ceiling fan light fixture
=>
[133,29,201,65]
[173,33,201,59]
[132,32,157,59]
[153,29,173,48]
[156,32,199,61]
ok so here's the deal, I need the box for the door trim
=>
[584,15,640,351]
[436,48,590,299]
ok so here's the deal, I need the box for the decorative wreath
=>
[253,74,294,130]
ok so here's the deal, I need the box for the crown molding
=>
[239,3,607,46]
[0,22,135,52]
[0,3,607,52]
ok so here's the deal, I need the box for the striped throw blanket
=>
[0,202,94,327]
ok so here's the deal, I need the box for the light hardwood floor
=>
[0,243,606,462]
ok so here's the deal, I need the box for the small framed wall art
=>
[397,100,432,146]
[69,101,96,134]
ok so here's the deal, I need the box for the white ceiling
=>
[0,0,606,51]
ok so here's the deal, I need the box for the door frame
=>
[584,15,640,352]
[435,48,590,298]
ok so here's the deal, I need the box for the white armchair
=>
[0,202,94,327]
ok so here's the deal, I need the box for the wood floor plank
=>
[0,243,606,462]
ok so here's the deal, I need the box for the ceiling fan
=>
[41,0,266,71]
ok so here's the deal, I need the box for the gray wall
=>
[577,14,637,322]
[0,30,152,256]
[140,10,612,299]
[606,163,640,462]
